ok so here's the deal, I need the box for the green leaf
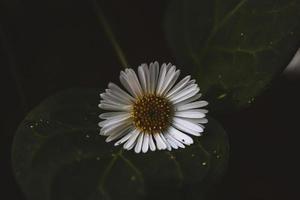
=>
[164,0,300,113]
[12,89,229,200]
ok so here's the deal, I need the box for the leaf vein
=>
[182,0,203,68]
[199,0,248,61]
[165,152,184,182]
[119,154,144,184]
[209,46,279,56]
[197,143,212,169]
[97,149,122,198]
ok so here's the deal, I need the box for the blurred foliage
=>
[164,0,300,113]
[12,89,229,200]
[10,0,300,199]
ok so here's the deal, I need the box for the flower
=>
[98,61,208,153]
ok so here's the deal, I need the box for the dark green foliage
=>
[12,89,229,200]
[165,0,300,113]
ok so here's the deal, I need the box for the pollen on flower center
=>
[131,94,173,134]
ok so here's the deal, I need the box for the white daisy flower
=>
[98,61,208,153]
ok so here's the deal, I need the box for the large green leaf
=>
[164,0,300,113]
[12,89,229,200]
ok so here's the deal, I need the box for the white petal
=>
[100,99,124,107]
[125,140,136,150]
[165,136,178,149]
[161,69,180,95]
[134,133,144,153]
[175,93,202,107]
[100,120,131,136]
[199,124,205,129]
[172,87,200,104]
[100,92,130,105]
[143,64,151,93]
[120,71,136,97]
[120,68,140,97]
[98,113,131,127]
[160,66,176,92]
[160,133,172,151]
[185,119,206,130]
[99,111,130,122]
[149,62,159,94]
[108,82,135,102]
[99,112,128,119]
[168,126,194,145]
[198,109,209,114]
[142,133,149,153]
[166,75,191,97]
[138,64,148,92]
[153,133,167,150]
[105,125,132,142]
[156,63,169,95]
[123,129,140,149]
[172,120,202,136]
[169,79,196,99]
[114,129,135,146]
[148,63,154,93]
[149,134,156,151]
[105,90,132,104]
[173,117,204,133]
[169,84,198,102]
[127,69,143,97]
[98,102,131,111]
[165,133,185,148]
[174,109,206,118]
[188,118,208,124]
[175,101,208,111]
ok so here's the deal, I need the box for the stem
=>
[0,25,28,113]
[92,0,129,69]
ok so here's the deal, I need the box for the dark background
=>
[1,0,299,199]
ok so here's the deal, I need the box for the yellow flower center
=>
[132,94,173,134]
